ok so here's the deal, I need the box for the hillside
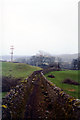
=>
[2,62,41,79]
[2,62,42,93]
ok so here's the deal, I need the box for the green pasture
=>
[2,62,41,79]
[45,70,80,99]
[1,62,41,98]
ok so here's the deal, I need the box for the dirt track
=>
[2,70,80,120]
[24,71,55,119]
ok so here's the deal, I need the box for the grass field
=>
[45,70,80,99]
[1,62,42,98]
[1,62,80,99]
[2,62,42,79]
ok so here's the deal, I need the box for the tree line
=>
[14,55,80,70]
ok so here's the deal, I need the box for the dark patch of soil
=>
[62,78,80,85]
[48,74,55,78]
[2,76,22,92]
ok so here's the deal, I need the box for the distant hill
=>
[54,53,79,63]
[1,53,79,63]
[0,55,30,61]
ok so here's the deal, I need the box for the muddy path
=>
[2,70,80,120]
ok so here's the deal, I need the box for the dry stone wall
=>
[2,70,80,120]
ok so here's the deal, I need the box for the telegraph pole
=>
[10,45,14,62]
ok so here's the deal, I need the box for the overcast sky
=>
[0,0,78,56]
